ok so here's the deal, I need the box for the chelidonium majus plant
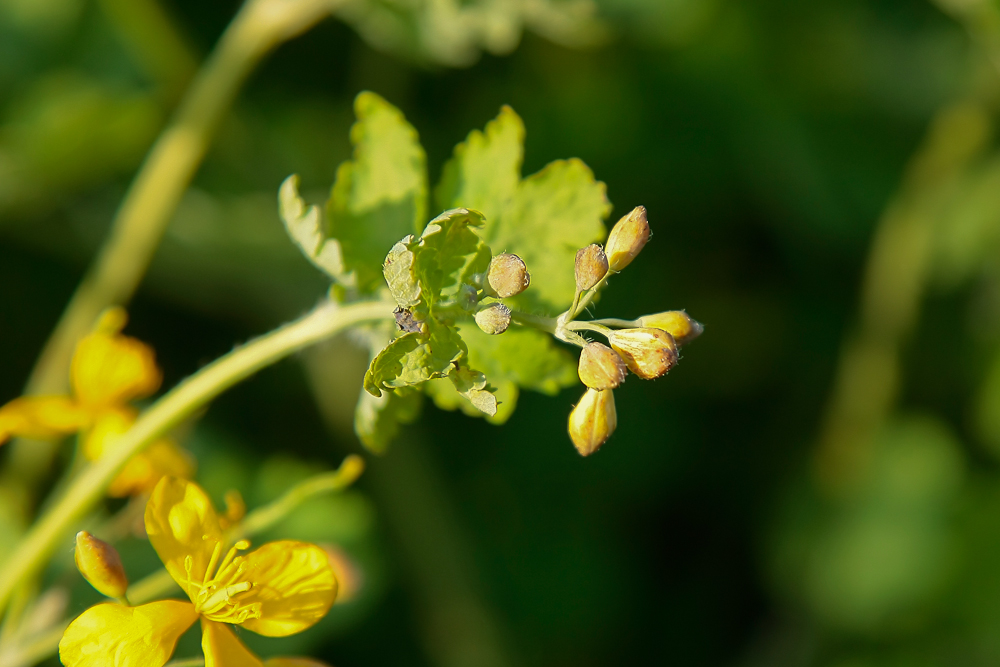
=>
[0,91,701,667]
[282,93,703,456]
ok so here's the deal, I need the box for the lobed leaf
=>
[355,387,422,454]
[279,175,348,281]
[328,92,428,291]
[363,320,466,396]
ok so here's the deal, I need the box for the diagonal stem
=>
[0,298,395,617]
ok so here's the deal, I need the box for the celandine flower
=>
[60,476,339,667]
[0,308,192,496]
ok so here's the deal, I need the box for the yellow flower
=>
[59,476,339,667]
[0,308,192,496]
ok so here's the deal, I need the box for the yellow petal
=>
[81,407,138,460]
[58,600,197,667]
[201,619,264,667]
[264,659,332,667]
[0,396,90,445]
[71,330,162,410]
[145,477,224,600]
[109,439,196,498]
[232,541,337,637]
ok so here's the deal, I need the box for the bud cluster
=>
[564,206,702,456]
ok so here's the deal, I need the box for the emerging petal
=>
[145,477,224,600]
[231,541,337,637]
[0,396,90,445]
[201,619,264,667]
[109,439,196,497]
[59,600,197,667]
[71,330,162,410]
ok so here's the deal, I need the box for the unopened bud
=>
[578,342,627,390]
[608,328,678,379]
[487,253,530,298]
[475,303,512,335]
[568,388,617,456]
[74,531,129,599]
[637,310,703,345]
[575,245,608,291]
[605,206,650,272]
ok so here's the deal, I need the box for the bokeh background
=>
[5,0,1000,665]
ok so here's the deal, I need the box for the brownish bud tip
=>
[578,342,627,390]
[487,253,530,298]
[474,303,512,335]
[75,531,129,599]
[605,206,650,272]
[575,244,609,292]
[568,388,617,456]
[608,328,678,379]
[636,310,704,345]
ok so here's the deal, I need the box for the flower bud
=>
[575,244,608,291]
[637,310,704,345]
[578,342,627,390]
[605,206,650,272]
[486,253,530,298]
[568,388,617,456]
[475,303,512,335]
[608,328,678,379]
[74,531,129,599]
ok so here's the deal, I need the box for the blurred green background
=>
[7,0,1000,665]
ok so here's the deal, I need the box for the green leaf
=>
[363,320,466,396]
[381,208,491,316]
[436,106,524,222]
[413,208,490,309]
[448,365,498,417]
[435,107,611,312]
[491,159,611,311]
[279,174,349,281]
[355,387,423,454]
[328,92,428,291]
[383,236,421,308]
[432,322,577,423]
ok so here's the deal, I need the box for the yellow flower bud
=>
[487,253,530,298]
[608,328,678,379]
[578,342,626,390]
[636,310,703,345]
[568,388,617,456]
[74,531,129,599]
[475,303,512,335]
[575,244,608,291]
[605,206,650,272]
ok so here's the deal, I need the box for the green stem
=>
[233,454,365,539]
[0,299,395,617]
[588,317,639,328]
[509,311,558,334]
[560,271,614,324]
[3,0,340,506]
[565,321,613,337]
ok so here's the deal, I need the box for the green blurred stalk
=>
[0,298,395,618]
[814,101,992,494]
[0,0,340,510]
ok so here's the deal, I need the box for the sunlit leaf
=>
[279,175,348,282]
[363,321,465,396]
[328,92,428,291]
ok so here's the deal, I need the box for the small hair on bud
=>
[608,328,678,380]
[575,244,609,292]
[487,253,530,298]
[605,206,650,272]
[568,388,617,456]
[75,531,129,600]
[578,342,627,390]
[637,310,704,345]
[475,303,512,335]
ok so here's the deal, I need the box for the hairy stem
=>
[3,0,340,505]
[0,299,395,617]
